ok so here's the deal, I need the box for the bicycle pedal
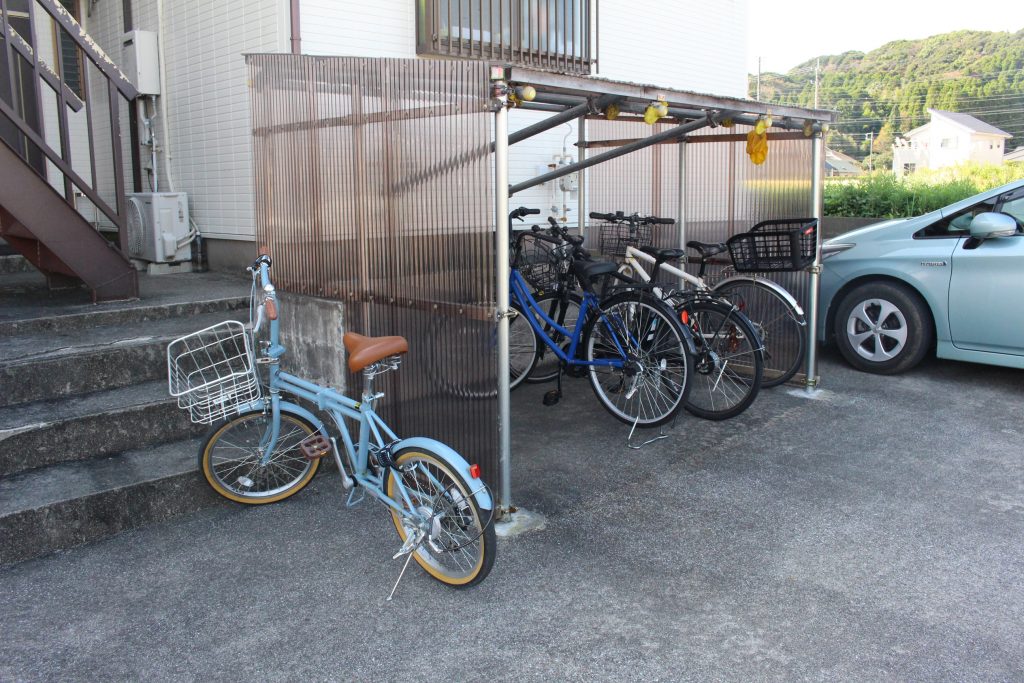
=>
[542,389,561,406]
[299,434,331,460]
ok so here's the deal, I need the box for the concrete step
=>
[0,381,205,478]
[0,309,248,407]
[0,294,247,337]
[0,438,227,566]
[0,270,249,330]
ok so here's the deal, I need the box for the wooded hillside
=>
[751,30,1024,167]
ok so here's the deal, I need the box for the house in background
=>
[825,147,862,177]
[1006,146,1024,163]
[892,109,1012,177]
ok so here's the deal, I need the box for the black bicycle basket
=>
[513,234,567,291]
[597,221,653,257]
[726,218,818,272]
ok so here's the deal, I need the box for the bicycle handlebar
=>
[509,206,541,220]
[249,246,277,332]
[589,211,674,226]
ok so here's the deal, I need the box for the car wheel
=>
[833,281,933,374]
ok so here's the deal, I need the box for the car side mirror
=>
[969,212,1017,240]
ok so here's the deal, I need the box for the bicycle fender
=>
[393,437,494,511]
[677,318,698,356]
[715,276,806,318]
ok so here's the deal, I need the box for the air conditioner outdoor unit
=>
[126,192,191,263]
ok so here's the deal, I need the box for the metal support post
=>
[493,85,513,516]
[804,132,825,390]
[677,139,687,290]
[577,115,587,240]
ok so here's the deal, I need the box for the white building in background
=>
[892,109,1012,177]
[74,0,749,267]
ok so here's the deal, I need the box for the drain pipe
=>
[290,0,301,53]
[155,0,204,267]
[155,0,171,192]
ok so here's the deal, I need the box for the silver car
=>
[818,179,1024,374]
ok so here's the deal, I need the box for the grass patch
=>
[825,163,1024,218]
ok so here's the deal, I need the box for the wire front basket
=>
[726,218,818,272]
[597,221,653,257]
[512,233,567,291]
[167,320,262,424]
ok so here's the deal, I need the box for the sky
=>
[747,0,1024,74]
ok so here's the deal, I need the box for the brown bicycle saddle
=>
[343,332,408,372]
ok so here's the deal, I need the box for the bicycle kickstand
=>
[626,413,674,450]
[385,529,425,602]
[542,365,564,407]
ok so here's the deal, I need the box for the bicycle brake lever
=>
[253,303,266,334]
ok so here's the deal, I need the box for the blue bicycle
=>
[508,208,695,427]
[168,250,495,590]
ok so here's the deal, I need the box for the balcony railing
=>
[417,0,595,75]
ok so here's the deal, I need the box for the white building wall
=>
[300,0,416,57]
[85,0,285,241]
[597,0,748,98]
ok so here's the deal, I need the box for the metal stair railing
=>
[1,0,138,263]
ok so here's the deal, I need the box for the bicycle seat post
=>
[361,356,400,404]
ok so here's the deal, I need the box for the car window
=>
[916,197,997,237]
[997,189,1024,232]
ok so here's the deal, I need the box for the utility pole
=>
[756,57,761,101]
[868,131,874,171]
[814,57,820,109]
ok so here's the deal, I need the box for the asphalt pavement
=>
[2,349,1022,681]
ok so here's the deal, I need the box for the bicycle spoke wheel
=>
[386,449,496,588]
[584,292,693,427]
[713,280,805,387]
[199,410,319,504]
[509,301,539,390]
[680,299,763,420]
[525,291,582,384]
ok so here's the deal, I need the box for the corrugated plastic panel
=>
[248,55,498,481]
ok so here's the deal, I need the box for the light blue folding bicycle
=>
[167,250,496,591]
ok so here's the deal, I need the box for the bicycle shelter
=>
[246,55,835,518]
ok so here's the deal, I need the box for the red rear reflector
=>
[680,310,689,325]
[469,464,481,479]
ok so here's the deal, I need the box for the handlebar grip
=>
[510,207,541,219]
[250,249,272,272]
[589,212,614,220]
[649,216,675,225]
[264,298,278,321]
